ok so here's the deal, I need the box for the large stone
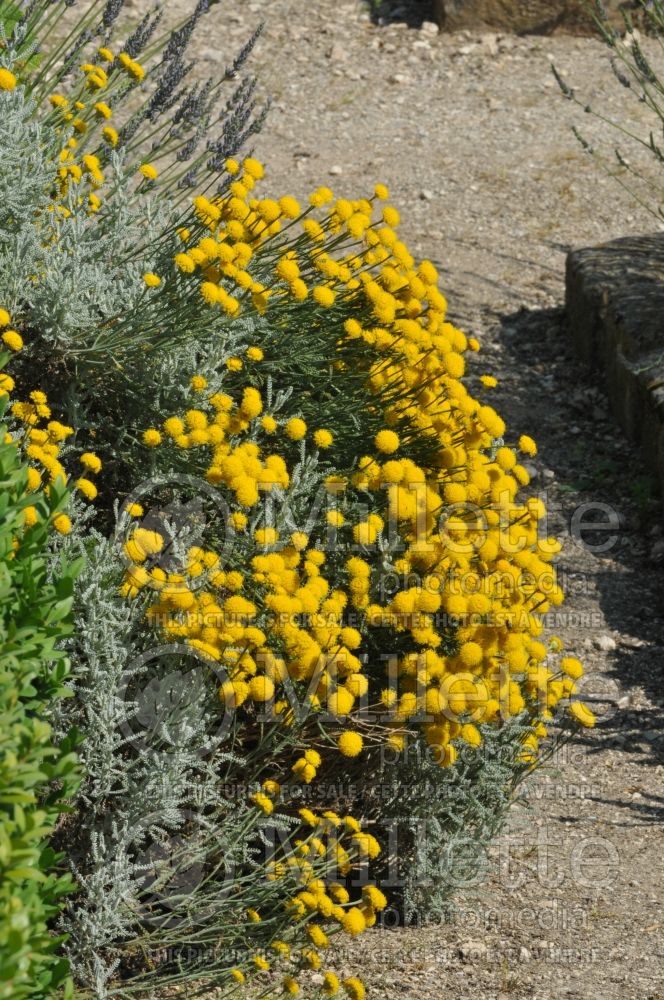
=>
[433,0,645,35]
[565,234,664,504]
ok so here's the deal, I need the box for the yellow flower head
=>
[53,513,72,535]
[285,417,307,441]
[340,908,366,937]
[323,972,340,996]
[250,791,273,815]
[314,428,333,449]
[76,478,98,501]
[248,675,275,702]
[518,434,537,456]
[243,157,264,179]
[561,656,584,680]
[374,429,399,454]
[343,977,366,1000]
[337,731,363,758]
[142,428,162,447]
[139,163,158,181]
[313,286,335,308]
[2,330,23,352]
[118,53,145,81]
[279,195,300,218]
[80,452,102,473]
[0,68,17,92]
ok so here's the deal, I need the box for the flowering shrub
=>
[0,364,81,998]
[0,1,599,996]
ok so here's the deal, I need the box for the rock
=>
[480,32,499,56]
[458,941,488,961]
[329,165,343,176]
[565,234,664,515]
[620,635,646,648]
[650,539,664,564]
[593,634,617,652]
[542,468,555,482]
[421,20,441,36]
[432,0,646,35]
[388,73,410,84]
[419,189,434,201]
[326,43,347,61]
[519,947,532,962]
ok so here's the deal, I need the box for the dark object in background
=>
[432,0,649,35]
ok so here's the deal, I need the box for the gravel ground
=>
[121,1,664,995]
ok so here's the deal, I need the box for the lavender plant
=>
[552,0,664,222]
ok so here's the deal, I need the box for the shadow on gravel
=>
[488,303,664,769]
[589,789,664,824]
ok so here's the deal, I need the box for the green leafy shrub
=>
[0,390,82,1000]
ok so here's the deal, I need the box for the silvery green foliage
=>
[57,533,222,812]
[0,89,51,225]
[24,157,174,358]
[52,533,232,992]
[0,88,60,314]
[375,720,533,925]
[0,99,175,363]
[51,529,306,996]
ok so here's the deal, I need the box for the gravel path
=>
[131,1,664,995]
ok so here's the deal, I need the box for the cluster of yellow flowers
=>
[0,26,607,993]
[0,308,101,534]
[225,795,382,996]
[135,163,596,770]
[45,52,150,213]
